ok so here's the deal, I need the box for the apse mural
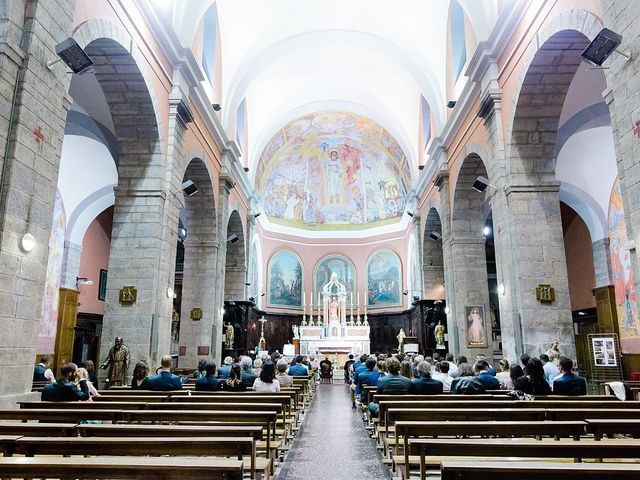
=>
[256,111,411,230]
[268,250,303,309]
[313,255,356,306]
[367,249,402,308]
[609,178,640,353]
[38,190,66,353]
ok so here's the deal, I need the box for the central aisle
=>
[279,384,391,480]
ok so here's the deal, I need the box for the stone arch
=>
[449,153,493,358]
[452,153,490,239]
[506,10,604,179]
[74,25,169,372]
[423,207,445,300]
[177,157,217,367]
[224,210,247,301]
[72,19,164,150]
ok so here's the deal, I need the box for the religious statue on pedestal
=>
[225,323,234,349]
[397,328,406,350]
[434,320,446,349]
[101,336,130,387]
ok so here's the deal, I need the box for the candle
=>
[303,291,306,309]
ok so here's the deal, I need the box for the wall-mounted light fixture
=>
[181,180,199,197]
[20,233,36,252]
[581,28,631,66]
[47,38,94,74]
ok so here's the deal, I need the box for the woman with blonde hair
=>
[496,359,513,390]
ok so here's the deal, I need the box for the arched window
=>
[236,98,247,153]
[201,4,218,89]
[450,0,467,81]
[420,95,431,150]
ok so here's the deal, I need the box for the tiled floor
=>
[279,384,391,480]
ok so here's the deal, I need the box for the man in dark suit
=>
[146,355,182,391]
[552,356,587,395]
[287,355,309,376]
[474,359,500,390]
[409,361,443,394]
[195,362,222,391]
[369,356,410,416]
[41,363,90,401]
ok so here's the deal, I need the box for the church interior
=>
[3,0,640,478]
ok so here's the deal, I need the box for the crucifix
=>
[258,317,267,350]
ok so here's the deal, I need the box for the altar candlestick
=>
[303,291,306,309]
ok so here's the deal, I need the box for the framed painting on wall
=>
[466,305,487,347]
[267,250,303,309]
[367,249,402,308]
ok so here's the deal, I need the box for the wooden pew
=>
[15,436,263,480]
[585,418,640,439]
[384,408,548,450]
[547,409,640,421]
[0,422,76,436]
[0,408,122,423]
[393,420,586,479]
[0,456,244,480]
[439,460,640,479]
[122,408,279,470]
[144,401,289,438]
[0,436,20,456]
[77,423,263,440]
[410,437,638,480]
[19,400,148,410]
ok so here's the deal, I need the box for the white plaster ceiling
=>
[167,0,499,173]
[57,135,118,244]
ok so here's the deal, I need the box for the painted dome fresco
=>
[256,111,411,231]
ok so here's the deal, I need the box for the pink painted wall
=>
[78,207,113,315]
[561,203,596,311]
[258,222,413,314]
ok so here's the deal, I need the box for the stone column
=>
[449,237,492,361]
[99,95,187,377]
[210,170,234,362]
[179,238,218,366]
[592,237,613,288]
[602,2,640,302]
[501,183,575,360]
[0,0,76,406]
[60,241,83,289]
[434,169,460,353]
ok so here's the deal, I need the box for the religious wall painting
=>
[38,190,66,353]
[367,249,402,308]
[267,250,303,309]
[313,255,356,307]
[256,110,411,231]
[608,178,640,353]
[466,305,487,348]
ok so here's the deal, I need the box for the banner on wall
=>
[37,190,66,354]
[608,178,640,353]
